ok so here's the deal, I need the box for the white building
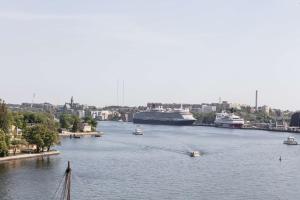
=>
[77,110,85,119]
[191,105,216,113]
[90,111,102,119]
[100,110,113,120]
[201,105,217,113]
[80,123,92,132]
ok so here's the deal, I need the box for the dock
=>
[59,131,103,137]
[0,151,60,163]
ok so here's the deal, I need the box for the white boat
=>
[133,128,143,135]
[190,151,200,157]
[283,136,298,145]
[214,111,244,128]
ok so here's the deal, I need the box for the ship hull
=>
[133,118,195,126]
[215,123,243,129]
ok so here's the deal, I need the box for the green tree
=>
[193,112,216,124]
[59,114,75,129]
[10,138,27,155]
[23,125,45,153]
[44,130,59,152]
[71,117,80,133]
[0,99,11,133]
[83,116,97,128]
[0,130,8,157]
[23,123,59,153]
[11,112,26,129]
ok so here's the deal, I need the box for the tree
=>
[0,99,11,133]
[10,138,27,155]
[44,130,58,152]
[192,112,216,124]
[23,125,45,153]
[83,116,97,128]
[0,130,8,157]
[59,114,75,129]
[71,117,80,133]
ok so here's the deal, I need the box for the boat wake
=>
[102,139,203,156]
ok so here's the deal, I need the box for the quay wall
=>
[0,151,60,163]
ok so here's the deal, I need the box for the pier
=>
[59,131,103,137]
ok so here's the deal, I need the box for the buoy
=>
[279,156,282,162]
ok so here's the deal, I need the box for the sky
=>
[0,0,300,110]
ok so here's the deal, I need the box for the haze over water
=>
[1,121,300,200]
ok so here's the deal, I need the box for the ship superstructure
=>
[214,111,244,128]
[133,106,196,126]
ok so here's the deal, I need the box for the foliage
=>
[0,130,8,157]
[23,124,58,153]
[193,112,216,124]
[71,117,80,133]
[83,116,97,128]
[0,99,12,133]
[11,112,26,129]
[10,138,27,155]
[59,114,75,129]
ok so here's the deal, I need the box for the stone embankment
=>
[59,131,103,137]
[0,151,60,163]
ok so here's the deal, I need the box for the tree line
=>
[59,114,97,132]
[0,99,59,157]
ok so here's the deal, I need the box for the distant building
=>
[77,110,85,119]
[191,105,216,113]
[99,110,113,120]
[261,105,270,115]
[90,111,102,119]
[80,123,92,132]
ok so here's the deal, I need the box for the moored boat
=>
[214,111,244,128]
[133,105,196,126]
[283,136,298,145]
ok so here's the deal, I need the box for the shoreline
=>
[59,131,103,137]
[194,124,300,134]
[0,151,60,163]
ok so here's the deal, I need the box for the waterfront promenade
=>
[59,131,103,137]
[0,151,60,163]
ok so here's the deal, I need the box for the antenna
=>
[122,80,125,106]
[31,93,36,108]
[117,80,119,106]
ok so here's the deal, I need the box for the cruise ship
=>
[214,111,245,128]
[133,106,196,126]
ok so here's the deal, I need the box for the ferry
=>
[214,111,244,128]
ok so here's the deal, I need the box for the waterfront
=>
[1,121,300,200]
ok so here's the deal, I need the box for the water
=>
[1,121,300,200]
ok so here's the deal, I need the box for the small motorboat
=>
[94,132,103,137]
[283,136,298,145]
[133,128,143,135]
[190,151,200,157]
[73,134,81,139]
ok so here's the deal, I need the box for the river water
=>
[1,121,300,200]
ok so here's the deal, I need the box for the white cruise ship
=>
[214,111,244,128]
[133,106,196,126]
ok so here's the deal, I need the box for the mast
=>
[65,161,71,200]
[60,161,71,200]
[52,161,72,200]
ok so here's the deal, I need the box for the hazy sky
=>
[0,0,300,110]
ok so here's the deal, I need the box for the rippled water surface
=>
[1,121,300,200]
